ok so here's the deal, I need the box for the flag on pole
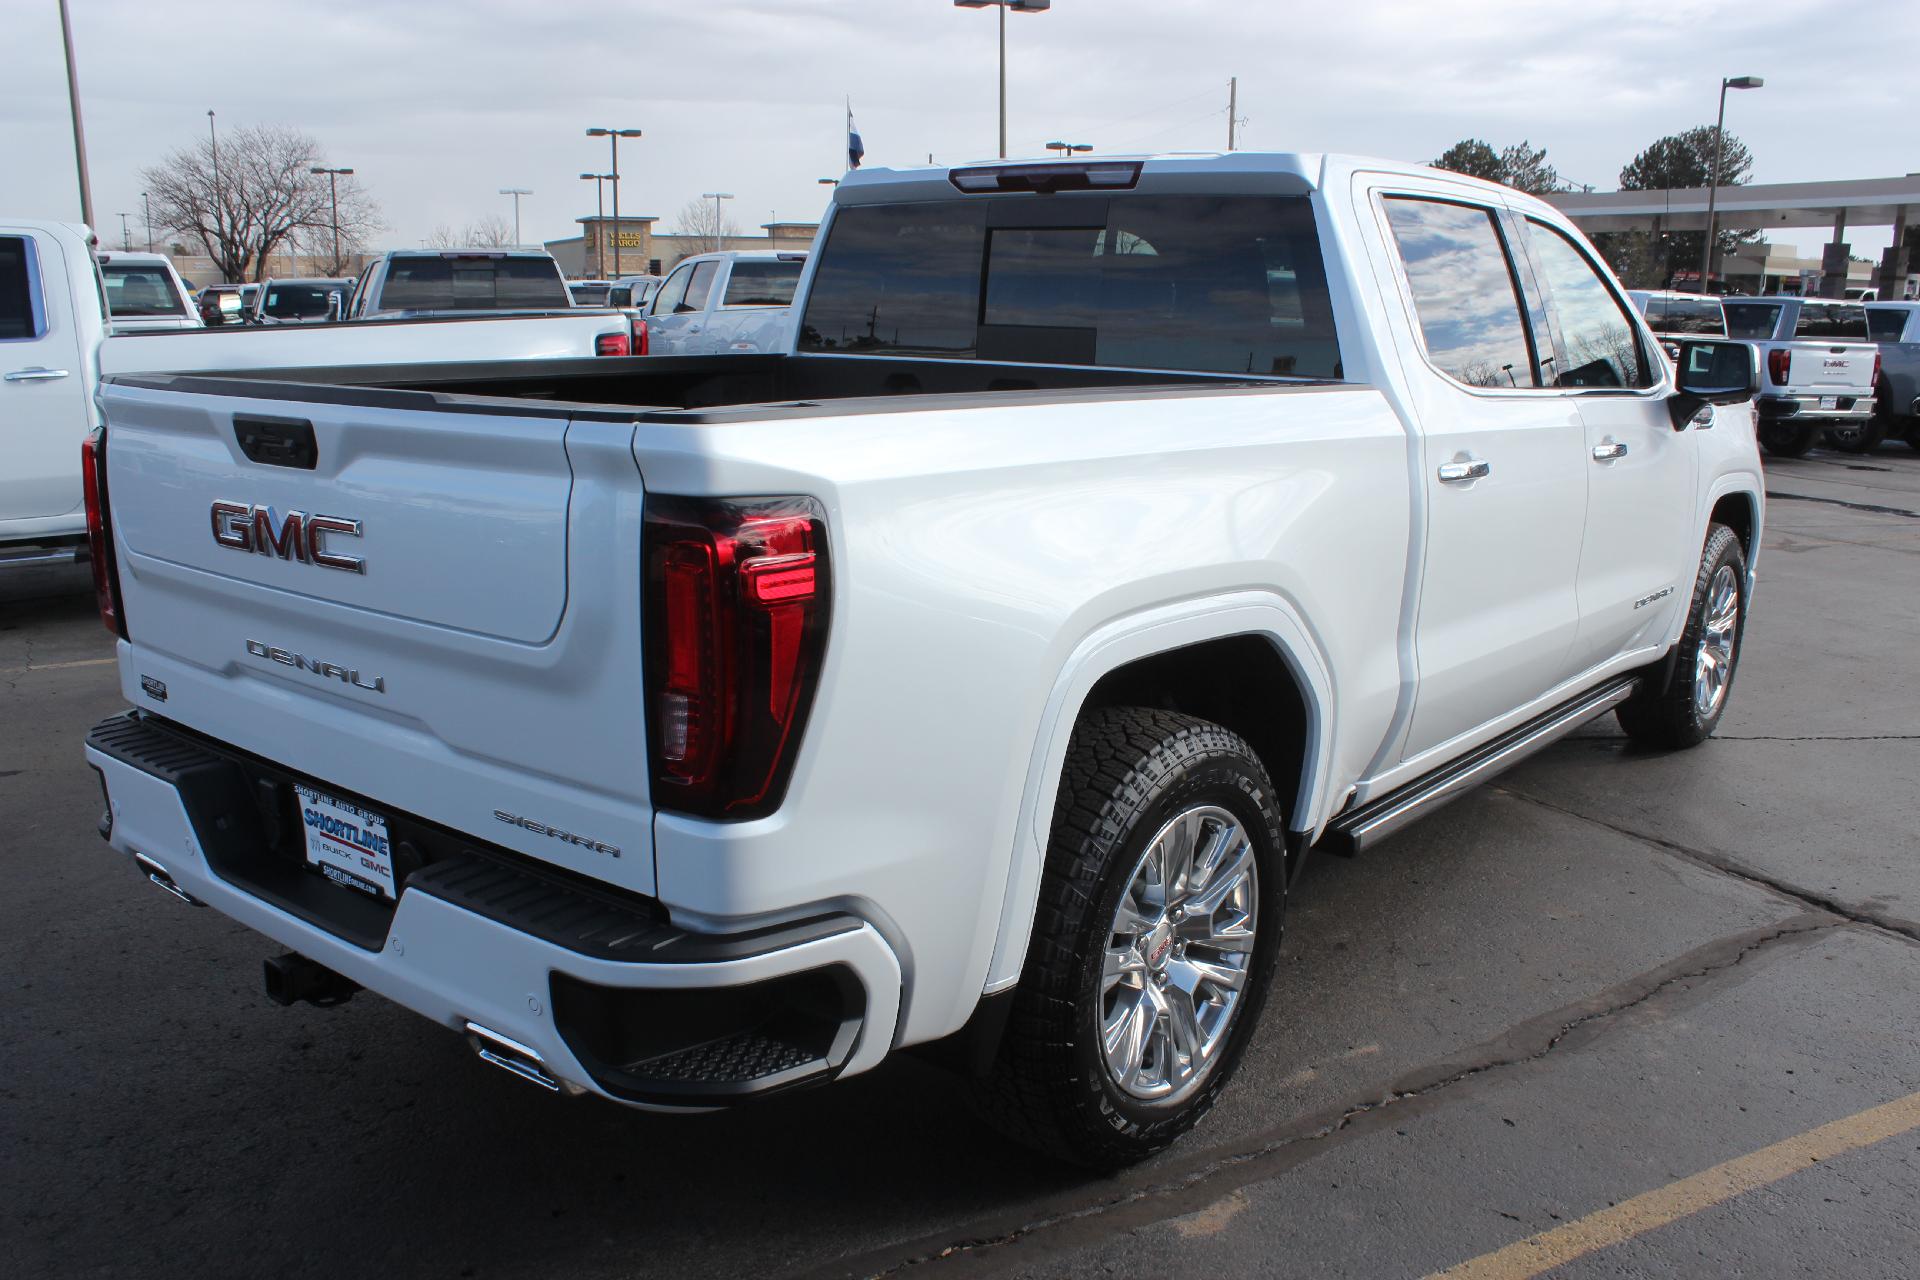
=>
[847,104,865,171]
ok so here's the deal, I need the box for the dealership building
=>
[544,217,819,280]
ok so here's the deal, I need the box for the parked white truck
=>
[1721,296,1879,456]
[642,250,806,355]
[0,219,637,567]
[81,154,1763,1166]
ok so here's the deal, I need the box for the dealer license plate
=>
[1820,396,1839,410]
[294,784,396,900]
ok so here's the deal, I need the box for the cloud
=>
[6,0,1911,255]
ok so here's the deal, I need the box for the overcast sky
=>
[6,0,1913,259]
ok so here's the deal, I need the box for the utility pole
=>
[142,192,152,252]
[1227,77,1238,151]
[117,212,131,251]
[312,166,353,273]
[57,0,93,227]
[499,187,531,247]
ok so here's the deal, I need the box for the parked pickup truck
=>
[1865,301,1920,452]
[97,251,202,333]
[642,250,806,355]
[1722,296,1879,456]
[81,154,1762,1167]
[347,248,573,320]
[0,219,636,567]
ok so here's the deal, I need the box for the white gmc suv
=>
[81,154,1764,1167]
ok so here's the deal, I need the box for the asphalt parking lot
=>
[3,444,1917,1280]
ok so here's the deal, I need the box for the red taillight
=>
[643,496,829,818]
[1767,348,1790,386]
[1872,351,1882,388]
[81,429,128,639]
[596,331,630,357]
[633,317,649,355]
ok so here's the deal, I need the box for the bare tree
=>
[677,197,741,254]
[141,124,381,283]
[463,214,517,248]
[424,224,460,249]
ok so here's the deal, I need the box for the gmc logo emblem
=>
[211,501,365,574]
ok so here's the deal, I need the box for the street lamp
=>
[818,178,840,187]
[116,212,131,251]
[499,187,531,248]
[142,191,152,252]
[311,166,353,274]
[1045,141,1092,156]
[56,0,93,227]
[586,126,643,276]
[1700,75,1764,291]
[701,193,735,253]
[954,0,1052,160]
[580,173,613,276]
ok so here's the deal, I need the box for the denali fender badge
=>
[1634,585,1676,610]
[245,639,386,693]
[212,501,365,573]
[493,810,621,858]
[140,675,167,702]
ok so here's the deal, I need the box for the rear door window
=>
[1794,303,1869,339]
[650,264,693,316]
[798,194,1341,377]
[722,259,803,307]
[0,235,41,340]
[1722,302,1783,340]
[682,261,720,312]
[1867,309,1910,342]
[1383,197,1538,388]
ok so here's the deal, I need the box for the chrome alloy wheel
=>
[1694,564,1741,720]
[1099,804,1259,1104]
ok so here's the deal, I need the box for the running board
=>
[1322,676,1639,856]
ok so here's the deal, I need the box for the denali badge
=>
[493,810,622,858]
[245,639,386,693]
[212,501,365,573]
[1634,586,1676,610]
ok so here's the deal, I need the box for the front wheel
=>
[1758,421,1817,458]
[1617,523,1748,748]
[977,707,1285,1168]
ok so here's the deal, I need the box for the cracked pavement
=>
[3,444,1917,1280]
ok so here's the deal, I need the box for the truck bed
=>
[107,352,1320,423]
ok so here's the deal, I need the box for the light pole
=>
[954,0,1052,160]
[1045,141,1092,157]
[499,187,531,248]
[1700,75,1763,291]
[142,192,152,252]
[701,193,735,253]
[207,109,224,276]
[580,173,612,277]
[311,166,353,274]
[586,127,643,277]
[818,178,840,187]
[56,0,93,227]
[116,212,131,251]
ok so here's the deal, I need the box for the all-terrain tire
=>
[975,707,1286,1168]
[1617,523,1748,749]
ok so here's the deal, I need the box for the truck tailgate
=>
[97,377,656,892]
[1787,343,1876,392]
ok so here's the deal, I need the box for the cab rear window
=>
[1722,302,1782,340]
[1644,297,1725,336]
[102,263,186,316]
[798,195,1341,378]
[1794,303,1869,340]
[377,256,569,312]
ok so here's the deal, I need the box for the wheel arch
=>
[981,593,1336,994]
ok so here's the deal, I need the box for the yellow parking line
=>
[0,656,117,677]
[1428,1090,1920,1280]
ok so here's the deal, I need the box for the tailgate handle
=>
[234,415,318,470]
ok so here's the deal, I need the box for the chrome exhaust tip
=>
[464,1021,564,1093]
[131,852,202,906]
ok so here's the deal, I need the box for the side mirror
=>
[1668,339,1755,430]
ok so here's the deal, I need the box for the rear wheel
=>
[1758,421,1817,458]
[1617,523,1747,748]
[977,707,1285,1168]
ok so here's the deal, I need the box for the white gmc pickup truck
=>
[82,154,1763,1167]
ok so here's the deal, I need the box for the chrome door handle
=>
[1437,459,1491,483]
[4,367,71,383]
[1592,441,1629,461]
